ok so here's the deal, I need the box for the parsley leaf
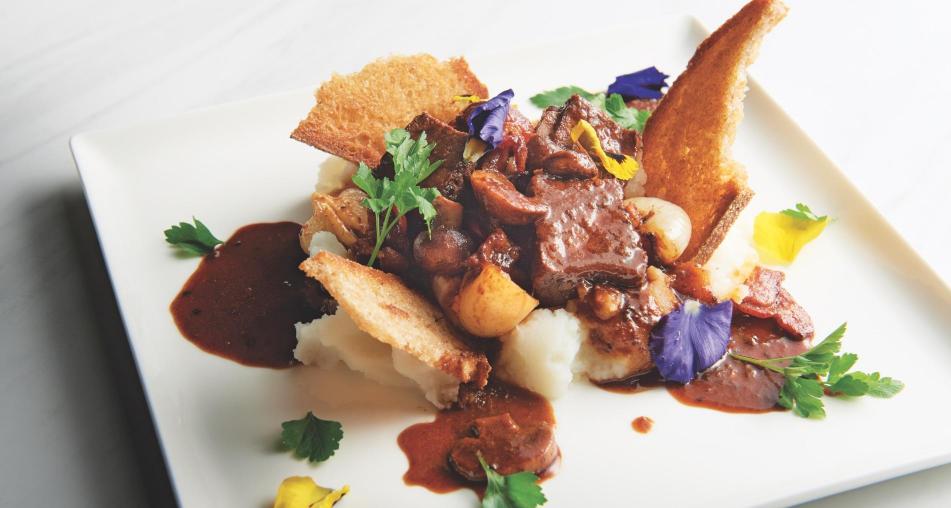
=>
[479,455,547,508]
[353,128,443,266]
[731,323,903,419]
[604,93,651,132]
[281,412,343,463]
[529,86,605,109]
[529,86,651,132]
[781,203,827,222]
[164,217,222,256]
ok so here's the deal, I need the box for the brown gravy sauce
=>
[170,222,327,368]
[598,316,808,413]
[397,381,556,498]
[631,416,653,434]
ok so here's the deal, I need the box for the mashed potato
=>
[496,308,583,399]
[307,231,347,258]
[704,211,758,302]
[295,311,460,408]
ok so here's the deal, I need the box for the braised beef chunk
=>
[530,174,647,306]
[736,267,814,339]
[403,113,473,200]
[448,413,558,481]
[467,229,522,273]
[527,95,639,175]
[470,170,548,225]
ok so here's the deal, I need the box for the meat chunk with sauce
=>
[573,267,679,382]
[449,413,558,481]
[529,174,647,306]
[527,95,639,177]
[736,267,814,339]
[470,170,548,225]
[376,112,473,200]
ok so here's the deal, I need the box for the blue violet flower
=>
[465,89,514,149]
[650,299,733,383]
[606,67,669,100]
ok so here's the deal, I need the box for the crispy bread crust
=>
[643,0,787,264]
[300,252,490,387]
[291,55,488,165]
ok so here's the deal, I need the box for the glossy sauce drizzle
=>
[667,316,807,412]
[170,222,330,368]
[597,316,808,413]
[397,381,557,497]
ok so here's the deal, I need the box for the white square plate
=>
[71,16,951,508]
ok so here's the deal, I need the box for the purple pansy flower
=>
[606,67,670,100]
[650,299,733,383]
[465,89,514,149]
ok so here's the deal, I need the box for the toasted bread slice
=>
[300,252,491,387]
[291,55,488,165]
[643,0,787,264]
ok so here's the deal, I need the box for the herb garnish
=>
[281,411,344,463]
[351,128,443,267]
[731,323,904,419]
[529,87,651,132]
[479,455,547,508]
[163,217,222,255]
[780,202,827,222]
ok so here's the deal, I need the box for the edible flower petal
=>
[606,66,670,100]
[454,94,483,103]
[273,476,349,508]
[466,89,514,149]
[570,119,639,180]
[650,299,733,383]
[753,210,829,265]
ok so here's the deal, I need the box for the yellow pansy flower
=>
[753,206,829,265]
[273,476,349,508]
[570,119,639,180]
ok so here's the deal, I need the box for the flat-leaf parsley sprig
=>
[352,128,443,267]
[164,217,222,256]
[479,454,547,508]
[280,411,344,464]
[731,323,904,419]
[780,202,827,222]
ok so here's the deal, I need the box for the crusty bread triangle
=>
[643,0,788,264]
[291,54,488,165]
[300,252,490,387]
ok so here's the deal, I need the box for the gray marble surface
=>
[2,0,949,506]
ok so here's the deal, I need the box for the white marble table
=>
[2,0,948,506]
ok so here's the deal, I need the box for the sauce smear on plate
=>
[668,316,808,412]
[170,222,329,368]
[397,380,557,497]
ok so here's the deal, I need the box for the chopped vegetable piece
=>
[479,454,547,508]
[606,66,669,100]
[273,476,348,508]
[753,203,829,264]
[164,217,222,256]
[731,323,904,418]
[351,128,443,266]
[466,89,514,148]
[280,412,343,463]
[569,119,639,180]
[649,299,733,383]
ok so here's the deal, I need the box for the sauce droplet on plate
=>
[631,416,654,434]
